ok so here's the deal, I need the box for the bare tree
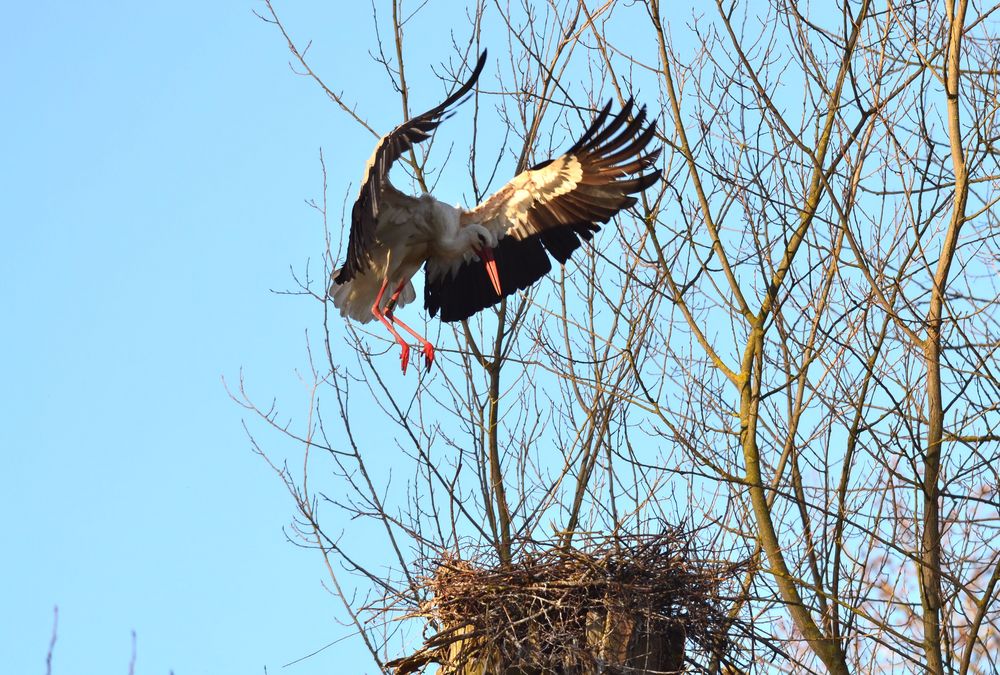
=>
[242,0,1000,672]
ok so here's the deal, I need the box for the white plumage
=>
[330,193,496,323]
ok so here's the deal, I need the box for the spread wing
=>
[425,100,661,322]
[334,50,488,285]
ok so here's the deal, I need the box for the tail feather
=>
[329,268,415,323]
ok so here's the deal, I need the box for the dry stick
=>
[478,3,587,567]
[923,1,972,672]
[646,7,741,386]
[127,631,136,675]
[708,0,873,672]
[487,299,514,566]
[959,556,1000,675]
[250,430,385,668]
[644,6,826,666]
[557,202,662,546]
[45,606,57,675]
[773,114,881,648]
[259,0,378,139]
[794,48,997,659]
[559,259,649,544]
[331,375,420,593]
[390,0,430,195]
[648,0,753,325]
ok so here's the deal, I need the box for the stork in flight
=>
[329,50,661,373]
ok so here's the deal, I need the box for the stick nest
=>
[388,531,746,674]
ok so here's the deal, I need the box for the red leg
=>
[371,277,411,374]
[384,281,408,315]
[384,282,435,370]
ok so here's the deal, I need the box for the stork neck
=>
[425,201,465,256]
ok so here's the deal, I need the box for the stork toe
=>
[422,342,435,370]
[399,343,411,374]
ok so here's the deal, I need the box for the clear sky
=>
[1,2,444,673]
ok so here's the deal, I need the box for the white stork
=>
[329,50,661,373]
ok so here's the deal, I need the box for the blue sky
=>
[0,2,440,672]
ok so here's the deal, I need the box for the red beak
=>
[477,247,502,297]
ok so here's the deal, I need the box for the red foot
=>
[399,343,411,374]
[422,342,435,370]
